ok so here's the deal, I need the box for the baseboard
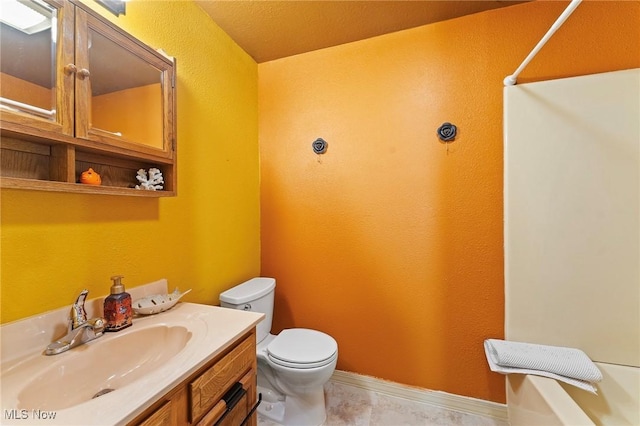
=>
[330,370,508,422]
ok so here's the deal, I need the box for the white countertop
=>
[0,281,263,425]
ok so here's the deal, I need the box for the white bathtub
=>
[507,362,639,426]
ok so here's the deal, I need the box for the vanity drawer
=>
[189,335,254,422]
[195,370,256,426]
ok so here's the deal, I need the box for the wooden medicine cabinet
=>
[0,0,177,196]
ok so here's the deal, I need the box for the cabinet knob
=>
[78,68,91,79]
[64,64,78,75]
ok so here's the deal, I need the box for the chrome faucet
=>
[45,290,105,355]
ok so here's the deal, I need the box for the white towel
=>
[484,339,602,394]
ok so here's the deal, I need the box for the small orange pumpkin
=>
[80,168,102,185]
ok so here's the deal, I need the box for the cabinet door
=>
[0,0,74,136]
[136,400,173,426]
[74,7,175,160]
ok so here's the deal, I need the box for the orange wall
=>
[259,0,640,403]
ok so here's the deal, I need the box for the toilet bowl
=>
[220,278,338,426]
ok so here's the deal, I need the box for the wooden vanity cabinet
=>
[129,330,259,426]
[0,0,176,196]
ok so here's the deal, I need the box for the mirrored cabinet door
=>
[75,9,175,159]
[87,29,164,149]
[0,0,74,135]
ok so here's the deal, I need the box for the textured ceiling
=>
[197,1,528,63]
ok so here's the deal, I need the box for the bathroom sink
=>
[16,325,191,411]
[1,284,264,426]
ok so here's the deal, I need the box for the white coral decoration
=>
[135,168,164,190]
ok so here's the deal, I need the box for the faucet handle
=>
[88,317,105,336]
[70,289,89,330]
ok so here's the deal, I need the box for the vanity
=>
[130,330,258,426]
[0,279,264,425]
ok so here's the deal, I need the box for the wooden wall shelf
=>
[1,177,175,197]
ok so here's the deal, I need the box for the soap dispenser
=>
[103,275,132,332]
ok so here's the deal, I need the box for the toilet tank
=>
[219,277,275,343]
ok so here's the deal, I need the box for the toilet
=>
[220,277,338,426]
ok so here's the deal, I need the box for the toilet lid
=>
[267,329,337,367]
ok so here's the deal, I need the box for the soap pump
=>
[103,275,132,332]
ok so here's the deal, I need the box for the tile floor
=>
[258,380,510,426]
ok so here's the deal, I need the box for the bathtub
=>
[507,362,639,425]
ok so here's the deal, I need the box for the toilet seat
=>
[268,351,337,369]
[267,328,337,369]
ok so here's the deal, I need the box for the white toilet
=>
[220,277,338,426]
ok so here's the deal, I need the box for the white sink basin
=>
[17,325,192,410]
